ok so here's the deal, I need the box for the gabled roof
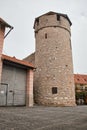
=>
[2,54,34,69]
[74,74,87,84]
[34,11,72,28]
[0,17,13,28]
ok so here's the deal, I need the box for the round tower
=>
[34,11,76,106]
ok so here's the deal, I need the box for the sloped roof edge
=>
[0,17,13,28]
[2,54,34,69]
[74,74,87,84]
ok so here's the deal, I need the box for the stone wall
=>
[23,53,35,65]
[34,12,76,106]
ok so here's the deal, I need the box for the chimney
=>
[0,18,13,82]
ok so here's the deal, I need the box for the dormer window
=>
[57,15,60,21]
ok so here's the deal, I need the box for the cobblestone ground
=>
[0,106,87,130]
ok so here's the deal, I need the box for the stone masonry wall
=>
[34,13,76,106]
[23,53,35,65]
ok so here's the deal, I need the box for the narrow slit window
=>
[57,15,60,21]
[52,87,57,94]
[45,33,47,39]
[69,39,72,49]
[36,18,39,26]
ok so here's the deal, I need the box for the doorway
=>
[0,83,8,106]
[1,64,26,106]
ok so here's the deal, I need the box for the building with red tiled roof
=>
[0,17,34,107]
[74,74,87,105]
[74,74,87,85]
[0,54,35,107]
[2,54,34,69]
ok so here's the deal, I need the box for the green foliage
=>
[76,91,87,100]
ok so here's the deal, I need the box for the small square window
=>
[52,87,57,94]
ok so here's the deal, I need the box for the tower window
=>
[36,18,39,26]
[52,87,57,94]
[57,15,60,21]
[69,39,72,49]
[45,33,47,39]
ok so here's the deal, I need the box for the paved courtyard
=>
[0,105,87,130]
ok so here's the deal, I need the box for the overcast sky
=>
[0,0,87,74]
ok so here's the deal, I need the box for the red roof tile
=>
[74,74,87,84]
[2,54,34,69]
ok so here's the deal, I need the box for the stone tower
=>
[34,11,76,106]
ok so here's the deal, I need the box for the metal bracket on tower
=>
[4,26,14,39]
